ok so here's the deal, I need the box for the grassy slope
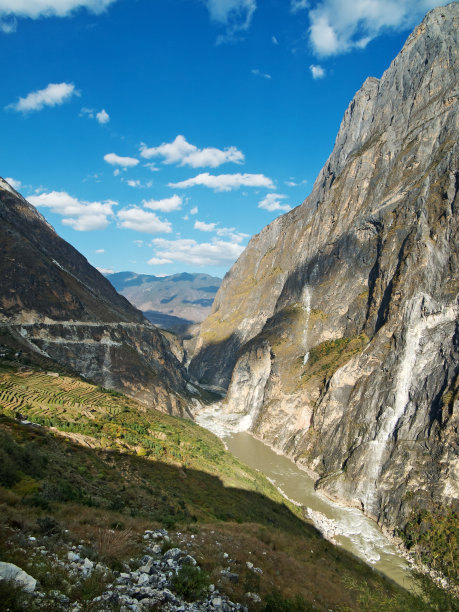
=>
[0,355,445,611]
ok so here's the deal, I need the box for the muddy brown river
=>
[196,406,413,590]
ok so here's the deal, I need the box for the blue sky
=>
[0,0,450,278]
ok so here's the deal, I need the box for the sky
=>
[0,0,451,278]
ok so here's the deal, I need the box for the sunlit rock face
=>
[0,179,191,417]
[189,4,459,527]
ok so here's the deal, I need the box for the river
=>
[196,404,413,590]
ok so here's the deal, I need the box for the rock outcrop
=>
[0,178,191,416]
[189,4,459,528]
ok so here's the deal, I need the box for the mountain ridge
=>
[188,3,459,530]
[0,177,191,416]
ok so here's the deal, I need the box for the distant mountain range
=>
[105,271,222,332]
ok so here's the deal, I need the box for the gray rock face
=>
[0,179,191,416]
[189,4,459,528]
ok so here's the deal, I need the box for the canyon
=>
[188,3,459,532]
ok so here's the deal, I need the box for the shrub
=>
[171,564,210,601]
[263,590,317,611]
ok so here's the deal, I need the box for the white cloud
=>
[140,135,244,168]
[258,193,291,212]
[170,172,275,192]
[285,178,308,187]
[96,108,109,124]
[117,207,172,234]
[271,35,278,45]
[251,69,272,79]
[6,82,79,113]
[291,0,309,12]
[147,257,173,265]
[134,239,144,247]
[310,64,325,79]
[95,248,105,253]
[28,190,115,231]
[203,0,256,41]
[307,0,447,57]
[81,107,109,124]
[151,237,245,267]
[194,219,248,243]
[0,16,16,32]
[190,206,198,215]
[0,0,117,19]
[194,220,217,232]
[97,267,115,274]
[104,152,139,168]
[143,195,183,212]
[5,177,21,190]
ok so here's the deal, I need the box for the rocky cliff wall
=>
[0,179,191,416]
[189,4,459,528]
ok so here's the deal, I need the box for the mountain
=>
[0,178,191,416]
[106,271,221,333]
[189,4,459,531]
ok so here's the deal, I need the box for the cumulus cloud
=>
[0,0,117,19]
[285,178,308,187]
[147,257,173,265]
[203,0,256,41]
[28,190,115,231]
[310,64,325,79]
[194,220,217,232]
[291,0,309,12]
[5,177,22,190]
[190,206,198,215]
[96,109,109,124]
[307,0,447,57]
[97,267,115,274]
[6,82,79,113]
[170,172,274,192]
[143,195,183,212]
[104,152,139,168]
[194,219,248,243]
[95,249,105,253]
[151,237,245,267]
[140,135,244,169]
[81,107,110,123]
[117,207,172,234]
[0,16,16,32]
[251,69,272,79]
[258,193,291,212]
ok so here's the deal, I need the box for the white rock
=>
[68,551,80,562]
[0,562,37,593]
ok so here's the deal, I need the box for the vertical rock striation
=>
[189,4,459,527]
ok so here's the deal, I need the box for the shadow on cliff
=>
[188,227,385,390]
[0,415,318,539]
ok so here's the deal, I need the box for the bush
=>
[263,590,317,611]
[171,564,210,601]
[0,578,30,611]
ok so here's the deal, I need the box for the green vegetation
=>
[171,563,210,601]
[301,334,369,385]
[0,358,455,610]
[399,507,458,587]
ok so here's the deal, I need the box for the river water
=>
[196,405,413,590]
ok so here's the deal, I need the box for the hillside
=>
[0,351,434,611]
[106,271,221,333]
[0,178,191,416]
[188,3,459,538]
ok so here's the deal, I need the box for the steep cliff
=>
[0,178,191,415]
[189,4,459,528]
